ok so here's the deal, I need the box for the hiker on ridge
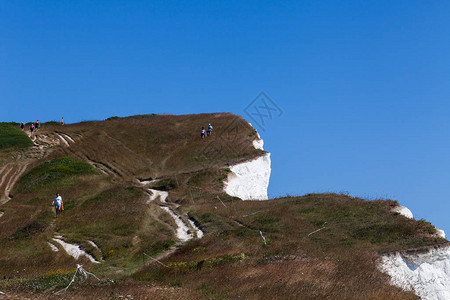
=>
[201,127,206,139]
[20,122,24,130]
[52,193,63,217]
[36,120,40,130]
[61,117,64,125]
[207,123,213,137]
[30,123,34,135]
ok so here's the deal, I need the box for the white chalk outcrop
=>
[247,122,264,151]
[224,153,271,200]
[253,139,264,150]
[379,245,450,300]
[392,205,414,219]
[436,229,446,239]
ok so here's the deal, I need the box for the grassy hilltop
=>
[0,114,446,299]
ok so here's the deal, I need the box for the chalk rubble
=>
[52,238,100,263]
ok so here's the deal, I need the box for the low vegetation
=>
[0,114,445,299]
[18,157,98,192]
[0,124,33,149]
[131,193,443,299]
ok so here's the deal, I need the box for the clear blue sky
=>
[1,1,450,233]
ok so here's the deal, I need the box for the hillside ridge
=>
[0,113,447,299]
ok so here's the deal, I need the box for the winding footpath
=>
[135,180,204,268]
[0,132,62,207]
[140,179,203,241]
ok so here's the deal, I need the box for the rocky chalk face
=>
[382,204,448,299]
[380,245,450,300]
[224,153,271,200]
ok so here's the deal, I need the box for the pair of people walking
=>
[29,120,40,136]
[201,123,213,139]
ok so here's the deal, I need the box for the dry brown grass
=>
[46,113,262,179]
[130,194,441,299]
[0,114,443,299]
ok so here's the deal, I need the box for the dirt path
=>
[85,155,123,177]
[52,236,100,263]
[137,179,204,267]
[0,132,63,205]
[55,132,70,147]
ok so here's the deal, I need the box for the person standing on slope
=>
[206,123,213,137]
[30,123,34,135]
[36,120,40,130]
[52,193,63,217]
[20,122,24,130]
[201,127,206,139]
[61,117,64,125]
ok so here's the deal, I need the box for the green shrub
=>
[0,124,33,149]
[22,273,74,292]
[417,219,437,234]
[43,121,60,125]
[141,240,174,257]
[9,220,49,240]
[19,157,97,191]
[217,168,231,184]
[199,213,213,223]
[150,178,177,191]
[248,129,257,137]
[0,122,20,126]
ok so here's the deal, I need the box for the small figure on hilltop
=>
[30,123,34,135]
[207,123,213,137]
[201,127,206,139]
[36,120,40,130]
[52,193,63,217]
[61,117,65,125]
[20,122,24,130]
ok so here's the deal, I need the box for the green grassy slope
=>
[0,124,33,149]
[0,113,446,299]
[18,157,98,192]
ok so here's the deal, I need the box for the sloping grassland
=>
[0,113,446,299]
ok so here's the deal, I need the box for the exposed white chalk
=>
[224,153,271,200]
[380,245,450,300]
[48,242,59,252]
[392,205,414,219]
[53,238,100,263]
[160,207,193,242]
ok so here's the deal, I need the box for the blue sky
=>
[1,1,450,233]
